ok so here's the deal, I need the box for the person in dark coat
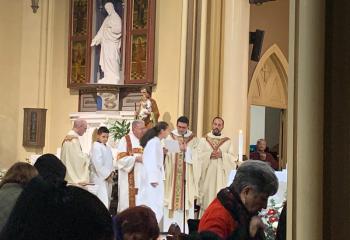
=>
[275,202,286,240]
[0,177,113,240]
[0,162,38,231]
[34,153,66,186]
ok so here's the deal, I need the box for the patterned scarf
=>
[217,188,266,240]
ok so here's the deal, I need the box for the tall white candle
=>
[238,130,243,161]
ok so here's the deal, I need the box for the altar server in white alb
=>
[116,120,145,212]
[61,119,90,185]
[138,121,170,223]
[90,126,114,208]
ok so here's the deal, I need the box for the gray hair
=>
[73,119,87,128]
[132,120,144,129]
[230,160,278,196]
[257,138,267,144]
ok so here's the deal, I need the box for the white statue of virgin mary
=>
[91,2,122,85]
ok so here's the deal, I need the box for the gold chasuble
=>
[61,130,90,185]
[197,132,237,216]
[164,130,199,228]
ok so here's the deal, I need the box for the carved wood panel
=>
[67,0,156,88]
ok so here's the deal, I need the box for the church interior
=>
[0,0,349,239]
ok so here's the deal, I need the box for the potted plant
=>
[108,120,131,142]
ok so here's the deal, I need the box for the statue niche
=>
[67,0,155,88]
[67,0,156,112]
[91,2,122,85]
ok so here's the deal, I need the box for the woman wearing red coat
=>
[198,160,278,240]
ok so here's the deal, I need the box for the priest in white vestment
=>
[61,119,90,185]
[116,120,145,212]
[163,116,199,233]
[138,121,170,223]
[90,126,114,208]
[197,117,237,216]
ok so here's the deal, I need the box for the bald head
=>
[132,120,145,139]
[73,119,87,136]
[132,120,144,129]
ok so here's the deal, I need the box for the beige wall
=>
[47,0,79,154]
[249,0,289,81]
[0,0,23,168]
[16,0,51,161]
[0,0,183,167]
[153,0,182,130]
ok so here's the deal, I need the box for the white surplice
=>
[90,141,114,208]
[137,137,164,223]
[116,133,143,212]
[61,130,90,184]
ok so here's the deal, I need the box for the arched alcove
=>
[248,44,288,108]
[247,44,288,168]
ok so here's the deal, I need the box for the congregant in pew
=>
[198,160,278,240]
[0,177,113,240]
[249,138,279,170]
[34,153,67,186]
[113,206,160,240]
[0,162,38,232]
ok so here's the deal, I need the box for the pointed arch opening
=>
[247,44,288,168]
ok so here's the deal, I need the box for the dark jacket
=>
[0,183,23,231]
[249,152,278,170]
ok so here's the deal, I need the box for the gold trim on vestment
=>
[205,136,229,151]
[61,135,78,146]
[168,132,195,217]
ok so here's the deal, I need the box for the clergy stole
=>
[117,135,142,207]
[62,135,79,147]
[205,136,230,153]
[170,133,194,218]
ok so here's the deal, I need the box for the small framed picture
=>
[23,108,47,148]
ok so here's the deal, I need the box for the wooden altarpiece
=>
[67,0,156,111]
